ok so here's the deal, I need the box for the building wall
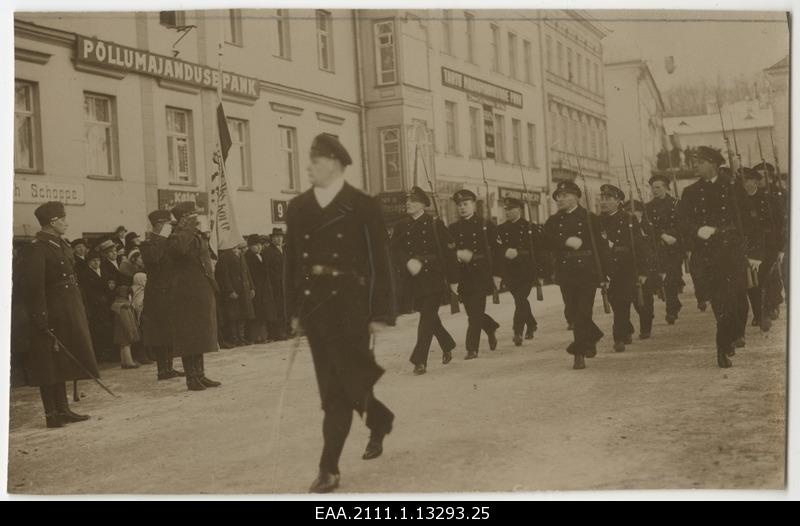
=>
[764,63,789,175]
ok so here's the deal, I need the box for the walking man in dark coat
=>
[449,189,503,359]
[167,202,221,390]
[263,228,288,340]
[284,134,396,493]
[390,186,459,375]
[215,243,256,346]
[22,201,100,428]
[139,209,184,380]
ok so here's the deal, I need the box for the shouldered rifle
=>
[479,158,501,304]
[627,151,666,302]
[621,148,645,308]
[518,164,544,301]
[568,152,611,313]
[417,145,460,314]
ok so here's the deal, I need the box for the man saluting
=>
[284,134,397,493]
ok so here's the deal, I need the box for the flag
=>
[209,102,242,252]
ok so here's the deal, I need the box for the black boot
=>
[40,385,63,428]
[513,332,523,347]
[573,353,586,370]
[487,328,498,351]
[413,363,426,376]
[196,355,221,388]
[717,347,733,368]
[182,356,206,391]
[309,471,341,493]
[54,382,90,423]
[238,322,252,345]
[525,326,536,340]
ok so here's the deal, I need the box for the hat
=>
[259,235,271,245]
[125,232,139,244]
[86,248,102,261]
[70,238,88,249]
[114,225,127,235]
[600,184,625,201]
[310,134,352,166]
[452,189,477,203]
[97,239,116,252]
[270,227,285,237]
[34,201,66,226]
[503,197,524,210]
[406,186,431,207]
[648,173,671,186]
[691,146,725,166]
[171,201,198,221]
[741,167,762,180]
[752,161,776,175]
[552,180,582,200]
[246,234,262,247]
[148,209,172,226]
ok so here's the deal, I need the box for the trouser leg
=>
[431,312,456,352]
[39,385,57,416]
[410,296,438,366]
[319,380,354,475]
[364,395,394,435]
[463,291,486,354]
[609,279,634,343]
[510,283,533,335]
[573,283,601,353]
[481,313,499,335]
[634,282,655,335]
[560,285,574,325]
[664,264,683,317]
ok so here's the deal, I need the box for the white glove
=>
[505,248,519,260]
[565,236,583,250]
[457,249,474,263]
[492,276,502,291]
[449,283,459,296]
[778,252,785,264]
[406,258,423,276]
[748,259,762,273]
[638,275,648,285]
[697,226,716,240]
[661,233,677,245]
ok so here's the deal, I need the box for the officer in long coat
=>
[676,147,764,368]
[449,189,503,360]
[215,243,256,346]
[167,202,221,390]
[497,197,545,346]
[390,186,459,375]
[284,134,396,493]
[645,174,685,324]
[139,209,183,380]
[263,229,288,340]
[543,181,610,370]
[22,201,100,428]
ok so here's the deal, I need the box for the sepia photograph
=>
[1,1,795,501]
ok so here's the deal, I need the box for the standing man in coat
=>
[497,197,544,346]
[244,234,274,343]
[139,209,183,380]
[645,174,684,325]
[168,202,221,390]
[215,243,256,347]
[285,134,396,493]
[390,186,459,375]
[71,238,89,277]
[22,201,100,428]
[263,228,288,340]
[77,248,115,363]
[449,189,503,360]
[543,181,610,370]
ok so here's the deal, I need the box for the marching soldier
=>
[676,147,763,368]
[284,134,396,493]
[599,185,654,352]
[22,201,100,428]
[646,174,684,324]
[449,189,502,360]
[543,181,609,370]
[497,197,544,346]
[139,209,184,380]
[391,186,459,375]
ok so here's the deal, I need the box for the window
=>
[527,123,536,167]
[546,35,553,72]
[523,40,533,83]
[490,24,501,72]
[567,47,573,82]
[166,107,194,184]
[580,121,588,156]
[14,80,41,172]
[494,114,506,162]
[508,33,518,79]
[577,52,583,86]
[225,9,243,46]
[594,63,600,93]
[465,12,476,63]
[374,20,397,85]
[227,118,251,189]
[590,125,598,158]
[380,128,402,191]
[84,93,118,178]
[445,101,458,154]
[316,10,334,72]
[441,10,453,55]
[557,41,563,77]
[585,58,591,89]
[469,106,482,157]
[159,11,186,28]
[278,126,299,190]
[511,119,522,164]
[275,9,291,59]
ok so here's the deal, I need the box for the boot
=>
[666,314,677,325]
[573,354,586,370]
[40,385,64,428]
[413,363,426,376]
[525,326,536,340]
[54,383,90,423]
[362,430,388,460]
[717,347,733,368]
[487,328,498,351]
[182,356,206,391]
[238,322,252,346]
[613,341,626,353]
[196,355,221,388]
[513,332,523,347]
[442,347,453,365]
[465,351,478,360]
[309,471,340,493]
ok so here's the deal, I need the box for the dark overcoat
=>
[263,244,286,321]
[245,250,277,322]
[448,214,503,296]
[139,233,173,347]
[644,195,684,273]
[496,218,546,286]
[215,249,255,322]
[543,206,610,287]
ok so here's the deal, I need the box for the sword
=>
[271,334,303,490]
[46,330,118,398]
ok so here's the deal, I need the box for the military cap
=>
[741,167,762,180]
[148,209,172,226]
[246,234,262,247]
[691,146,725,166]
[70,238,88,249]
[34,201,66,226]
[125,232,140,244]
[171,201,198,221]
[270,227,285,237]
[406,186,431,207]
[97,239,117,252]
[752,161,776,175]
[310,134,352,166]
[648,173,671,186]
[552,180,581,200]
[503,197,524,210]
[452,189,478,203]
[600,184,625,201]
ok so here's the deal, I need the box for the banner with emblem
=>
[208,101,243,252]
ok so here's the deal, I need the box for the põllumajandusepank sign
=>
[76,35,260,100]
[14,180,85,205]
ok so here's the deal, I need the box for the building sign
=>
[498,186,541,205]
[14,180,85,205]
[76,36,260,100]
[441,67,523,108]
[157,189,208,214]
[271,199,288,224]
[483,105,496,160]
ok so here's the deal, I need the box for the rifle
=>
[621,147,645,308]
[518,164,544,301]
[568,152,611,313]
[663,139,690,275]
[416,145,460,314]
[479,158,501,305]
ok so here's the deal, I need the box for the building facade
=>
[763,55,789,176]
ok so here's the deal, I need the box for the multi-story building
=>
[538,9,611,212]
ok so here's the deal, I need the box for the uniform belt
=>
[470,254,487,261]
[612,246,630,254]
[412,254,438,260]
[563,250,593,258]
[303,264,362,279]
